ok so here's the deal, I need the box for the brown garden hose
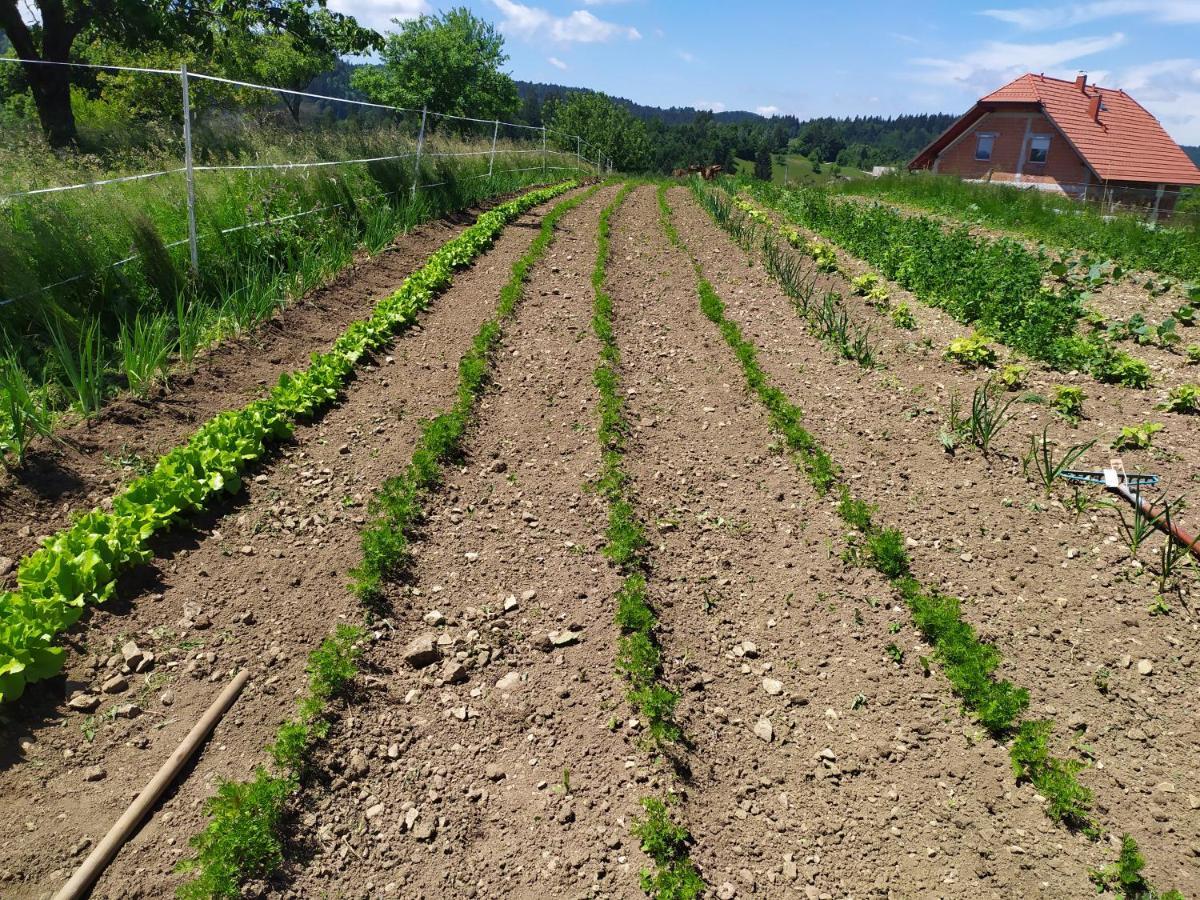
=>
[1110,483,1200,562]
[53,669,250,900]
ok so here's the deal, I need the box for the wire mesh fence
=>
[963,175,1200,228]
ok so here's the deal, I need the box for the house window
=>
[1029,134,1051,163]
[975,132,996,161]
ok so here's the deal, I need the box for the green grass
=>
[733,152,865,187]
[0,131,581,465]
[837,173,1200,282]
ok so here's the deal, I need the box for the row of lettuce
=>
[682,180,1182,899]
[0,181,577,706]
[743,180,1156,389]
[177,184,599,897]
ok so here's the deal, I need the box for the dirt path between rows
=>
[669,186,1199,894]
[274,184,656,899]
[0,188,560,565]
[606,183,1109,897]
[0,187,586,900]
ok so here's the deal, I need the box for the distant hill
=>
[515,80,769,127]
[1184,145,1200,166]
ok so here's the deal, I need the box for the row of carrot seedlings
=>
[590,183,706,900]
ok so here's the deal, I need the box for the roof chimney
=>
[1088,93,1101,122]
[1075,73,1087,92]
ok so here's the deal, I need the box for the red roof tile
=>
[911,73,1200,185]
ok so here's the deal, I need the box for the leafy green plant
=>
[1089,344,1152,388]
[1052,385,1086,424]
[866,527,909,578]
[890,301,916,329]
[851,272,880,294]
[1009,720,1093,829]
[1090,834,1185,900]
[939,390,968,454]
[1186,345,1200,365]
[631,797,706,900]
[945,332,996,368]
[1157,384,1200,414]
[1172,305,1195,326]
[1112,422,1163,450]
[997,363,1028,391]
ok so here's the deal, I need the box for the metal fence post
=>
[576,136,581,170]
[411,105,427,199]
[180,63,199,277]
[541,126,546,176]
[488,119,499,178]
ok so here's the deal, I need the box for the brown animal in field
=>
[671,168,689,177]
[701,164,723,180]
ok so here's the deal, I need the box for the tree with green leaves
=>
[754,144,772,181]
[0,1,377,146]
[544,90,649,172]
[351,7,518,125]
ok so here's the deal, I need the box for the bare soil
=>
[0,187,586,900]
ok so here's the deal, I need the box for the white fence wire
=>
[0,57,614,307]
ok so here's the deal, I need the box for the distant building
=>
[908,73,1200,219]
[868,166,896,178]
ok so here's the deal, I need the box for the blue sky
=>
[329,0,1200,143]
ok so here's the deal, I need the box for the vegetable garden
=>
[0,175,1196,900]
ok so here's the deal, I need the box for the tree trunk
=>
[28,64,78,147]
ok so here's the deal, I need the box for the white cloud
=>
[981,0,1200,30]
[677,50,696,63]
[911,31,1126,91]
[756,105,782,116]
[1117,58,1200,143]
[491,0,641,42]
[548,56,568,70]
[694,100,727,112]
[890,32,920,44]
[327,0,430,32]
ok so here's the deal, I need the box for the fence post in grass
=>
[411,104,427,199]
[180,63,199,277]
[541,126,547,176]
[488,119,499,178]
[576,136,582,171]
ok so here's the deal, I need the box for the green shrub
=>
[1158,384,1200,414]
[945,333,996,368]
[1052,385,1086,423]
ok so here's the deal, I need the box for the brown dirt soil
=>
[0,188,550,566]
[670,185,1200,895]
[274,183,656,899]
[0,187,586,900]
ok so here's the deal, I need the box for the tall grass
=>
[837,173,1200,281]
[0,122,582,462]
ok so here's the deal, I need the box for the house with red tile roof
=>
[908,73,1200,219]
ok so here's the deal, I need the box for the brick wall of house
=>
[934,109,1093,194]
